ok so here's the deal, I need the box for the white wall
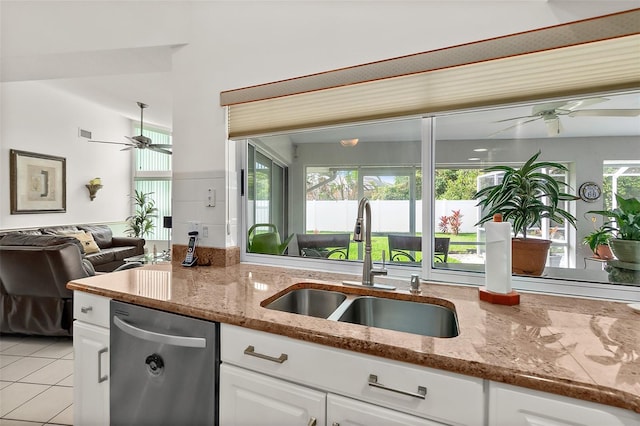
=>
[0,82,132,229]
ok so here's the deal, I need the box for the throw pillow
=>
[68,231,101,254]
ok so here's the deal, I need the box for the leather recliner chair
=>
[0,234,95,336]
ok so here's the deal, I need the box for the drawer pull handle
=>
[308,417,317,426]
[81,306,93,313]
[368,374,427,399]
[243,345,288,364]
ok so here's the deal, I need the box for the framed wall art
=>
[10,149,67,214]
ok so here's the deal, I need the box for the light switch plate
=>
[205,188,216,207]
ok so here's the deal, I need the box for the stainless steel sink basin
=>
[263,286,459,338]
[335,296,459,338]
[264,288,347,318]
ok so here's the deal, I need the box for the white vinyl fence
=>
[306,200,478,234]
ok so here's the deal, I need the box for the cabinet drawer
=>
[74,291,110,328]
[489,382,640,426]
[222,324,484,425]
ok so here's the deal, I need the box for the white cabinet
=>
[327,393,442,426]
[73,292,110,426]
[221,324,484,425]
[489,382,640,426]
[220,363,326,426]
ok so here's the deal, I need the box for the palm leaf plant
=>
[125,190,157,238]
[473,151,577,238]
[472,151,577,275]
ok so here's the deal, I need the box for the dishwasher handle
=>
[113,316,206,348]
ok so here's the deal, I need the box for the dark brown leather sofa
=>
[54,224,145,272]
[0,234,95,336]
[1,224,145,272]
[0,225,145,336]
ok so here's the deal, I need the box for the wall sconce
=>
[85,177,103,201]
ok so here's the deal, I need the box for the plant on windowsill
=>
[587,194,640,264]
[472,150,577,276]
[125,190,157,238]
[582,225,613,260]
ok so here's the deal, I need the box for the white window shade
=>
[222,9,640,138]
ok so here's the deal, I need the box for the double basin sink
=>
[262,287,459,338]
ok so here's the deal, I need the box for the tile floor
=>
[0,335,73,426]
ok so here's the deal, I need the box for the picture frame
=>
[10,149,66,214]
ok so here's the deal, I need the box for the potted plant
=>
[473,151,576,275]
[587,194,640,264]
[582,225,613,260]
[125,190,158,238]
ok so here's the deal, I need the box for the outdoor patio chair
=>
[296,233,351,259]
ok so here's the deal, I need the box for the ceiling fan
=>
[491,97,640,137]
[89,102,172,155]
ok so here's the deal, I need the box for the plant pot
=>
[594,244,614,260]
[609,239,640,264]
[511,238,552,276]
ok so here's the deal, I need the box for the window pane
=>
[246,143,289,253]
[247,118,422,262]
[433,90,639,286]
[134,179,172,241]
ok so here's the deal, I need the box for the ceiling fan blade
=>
[149,144,173,149]
[148,146,172,155]
[558,97,608,111]
[120,146,134,151]
[489,117,541,137]
[89,140,135,147]
[125,136,144,146]
[568,109,640,117]
[494,114,536,123]
[533,97,608,116]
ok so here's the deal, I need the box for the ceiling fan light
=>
[544,117,561,136]
[340,138,359,147]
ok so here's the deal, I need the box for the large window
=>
[133,125,172,241]
[237,90,640,295]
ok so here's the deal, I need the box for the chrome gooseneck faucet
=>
[353,197,388,286]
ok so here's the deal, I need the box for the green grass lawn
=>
[311,232,479,262]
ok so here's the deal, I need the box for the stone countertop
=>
[67,262,640,414]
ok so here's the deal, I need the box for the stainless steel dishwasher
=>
[110,300,219,425]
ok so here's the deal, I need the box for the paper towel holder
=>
[479,212,520,305]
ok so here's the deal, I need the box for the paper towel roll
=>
[485,220,512,294]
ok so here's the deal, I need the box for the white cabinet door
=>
[489,382,640,426]
[327,393,445,426]
[73,321,109,426]
[220,363,326,426]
